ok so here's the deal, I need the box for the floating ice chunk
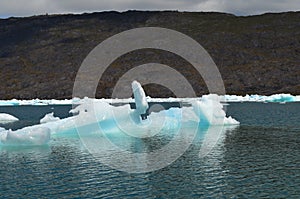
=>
[266,94,296,103]
[0,99,20,106]
[192,94,224,125]
[0,96,240,145]
[0,81,240,146]
[223,93,299,103]
[40,112,60,124]
[192,94,239,126]
[0,127,50,146]
[132,80,149,115]
[224,116,240,125]
[0,113,19,123]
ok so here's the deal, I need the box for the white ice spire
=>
[131,80,149,116]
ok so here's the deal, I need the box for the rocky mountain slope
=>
[0,11,299,99]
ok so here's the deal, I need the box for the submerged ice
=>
[0,81,240,146]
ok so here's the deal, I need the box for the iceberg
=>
[0,81,240,146]
[0,113,19,123]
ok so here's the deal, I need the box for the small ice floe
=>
[40,112,60,124]
[0,127,51,146]
[0,113,19,124]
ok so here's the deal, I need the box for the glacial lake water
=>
[0,103,299,198]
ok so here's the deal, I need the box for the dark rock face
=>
[0,11,299,99]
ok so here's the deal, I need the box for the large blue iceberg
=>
[0,81,239,146]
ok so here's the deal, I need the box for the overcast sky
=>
[0,0,299,18]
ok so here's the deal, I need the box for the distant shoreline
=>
[0,11,299,99]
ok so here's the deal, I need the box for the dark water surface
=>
[0,103,299,198]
